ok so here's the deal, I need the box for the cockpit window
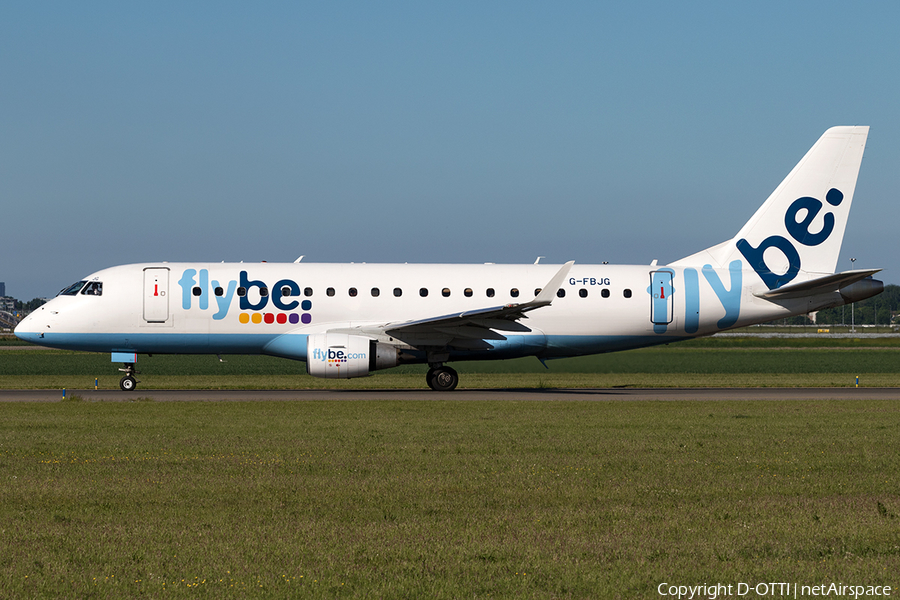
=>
[58,281,88,296]
[81,282,103,296]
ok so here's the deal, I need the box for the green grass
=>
[1,399,899,598]
[3,337,900,389]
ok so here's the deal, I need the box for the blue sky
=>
[2,2,898,300]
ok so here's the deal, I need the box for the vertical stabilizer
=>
[672,126,869,289]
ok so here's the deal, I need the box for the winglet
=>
[532,261,575,307]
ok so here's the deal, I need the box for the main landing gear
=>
[426,364,459,391]
[118,363,140,391]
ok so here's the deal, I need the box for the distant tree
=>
[779,315,814,326]
[772,284,899,326]
[13,298,47,312]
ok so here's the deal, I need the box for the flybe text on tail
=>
[737,188,845,290]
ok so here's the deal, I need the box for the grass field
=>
[2,336,899,598]
[1,399,899,599]
[2,335,900,389]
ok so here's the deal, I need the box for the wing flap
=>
[432,326,508,340]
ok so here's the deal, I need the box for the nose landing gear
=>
[118,363,140,391]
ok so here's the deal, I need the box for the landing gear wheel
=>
[118,362,140,392]
[428,366,458,392]
[426,368,437,391]
[119,375,137,392]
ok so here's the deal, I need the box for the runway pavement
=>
[0,387,898,402]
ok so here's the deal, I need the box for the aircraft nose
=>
[14,314,45,343]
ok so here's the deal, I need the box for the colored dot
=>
[826,188,843,206]
[301,300,312,311]
[289,314,300,324]
[239,313,250,324]
[264,313,275,324]
[276,313,287,324]
[251,313,262,324]
[301,314,312,324]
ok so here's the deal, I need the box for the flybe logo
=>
[737,189,844,290]
[311,347,367,363]
[177,269,312,324]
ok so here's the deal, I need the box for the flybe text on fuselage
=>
[177,269,313,324]
[173,263,744,337]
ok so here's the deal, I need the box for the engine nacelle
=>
[306,332,399,379]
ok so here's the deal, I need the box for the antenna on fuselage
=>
[294,256,304,263]
[534,256,544,264]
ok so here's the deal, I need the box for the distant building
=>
[0,282,5,297]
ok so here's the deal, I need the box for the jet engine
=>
[306,332,399,379]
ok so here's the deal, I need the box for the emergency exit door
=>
[650,270,674,325]
[143,268,170,323]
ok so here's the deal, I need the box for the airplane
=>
[15,126,883,391]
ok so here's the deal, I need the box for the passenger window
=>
[624,289,632,298]
[304,287,313,297]
[579,289,588,298]
[486,288,495,298]
[349,287,358,297]
[215,287,224,297]
[464,288,473,297]
[237,287,247,297]
[556,289,565,298]
[281,286,292,297]
[192,287,202,297]
[534,288,542,296]
[326,287,335,297]
[260,287,269,297]
[393,288,402,297]
[371,288,380,297]
[510,288,519,298]
[442,288,451,297]
[601,289,610,298]
[419,288,428,297]
[82,282,103,296]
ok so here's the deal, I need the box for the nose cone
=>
[14,314,44,344]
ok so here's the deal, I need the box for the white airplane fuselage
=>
[16,260,878,357]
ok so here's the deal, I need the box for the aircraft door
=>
[143,268,170,323]
[649,270,674,325]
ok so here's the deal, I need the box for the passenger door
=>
[143,267,170,323]
[650,270,674,325]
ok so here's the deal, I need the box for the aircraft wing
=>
[383,261,574,349]
[754,268,882,300]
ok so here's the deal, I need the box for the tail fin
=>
[672,126,869,290]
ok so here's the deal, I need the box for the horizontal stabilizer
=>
[754,269,882,300]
